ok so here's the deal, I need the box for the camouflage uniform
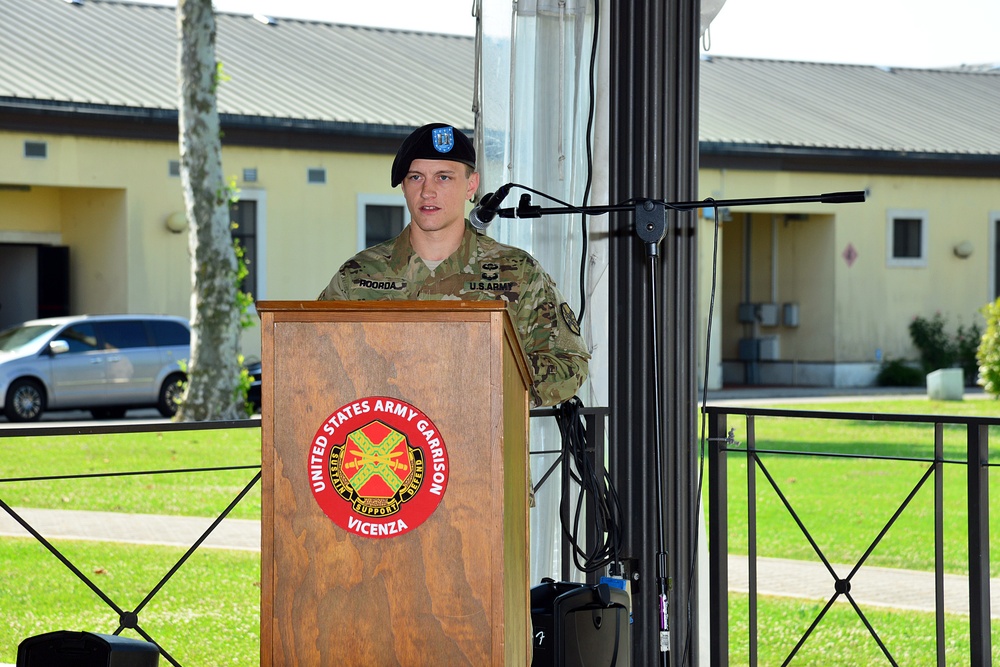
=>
[319,222,590,407]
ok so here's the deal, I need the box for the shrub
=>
[908,313,953,373]
[909,313,982,386]
[876,359,925,387]
[955,322,983,388]
[977,299,1000,397]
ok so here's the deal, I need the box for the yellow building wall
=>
[0,186,62,234]
[700,168,996,378]
[0,130,397,361]
[3,128,995,383]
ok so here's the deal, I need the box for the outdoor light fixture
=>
[953,240,974,258]
[165,212,187,234]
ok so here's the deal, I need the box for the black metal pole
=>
[635,201,673,662]
[967,423,992,663]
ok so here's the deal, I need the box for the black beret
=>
[390,123,476,187]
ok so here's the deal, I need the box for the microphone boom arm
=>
[496,190,867,220]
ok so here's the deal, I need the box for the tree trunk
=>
[175,0,243,421]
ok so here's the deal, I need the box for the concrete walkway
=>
[3,506,1000,618]
[0,506,260,551]
[728,554,1000,618]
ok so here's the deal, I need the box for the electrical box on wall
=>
[758,335,780,360]
[738,337,759,360]
[738,336,781,361]
[738,302,780,326]
[757,303,779,327]
[783,302,800,327]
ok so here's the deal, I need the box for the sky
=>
[147,0,1000,70]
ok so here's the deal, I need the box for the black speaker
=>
[16,631,160,667]
[531,580,631,667]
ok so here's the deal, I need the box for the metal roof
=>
[699,55,1000,157]
[0,0,475,131]
[2,0,999,158]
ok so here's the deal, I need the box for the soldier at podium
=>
[319,122,589,408]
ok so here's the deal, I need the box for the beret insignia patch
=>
[430,126,455,153]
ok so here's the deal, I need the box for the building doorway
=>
[0,243,69,330]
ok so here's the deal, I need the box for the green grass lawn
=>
[0,538,259,665]
[0,425,262,663]
[727,592,1000,665]
[0,427,262,519]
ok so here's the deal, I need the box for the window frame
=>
[886,208,928,268]
[230,188,267,303]
[356,193,407,252]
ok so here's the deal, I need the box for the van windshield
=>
[0,324,58,353]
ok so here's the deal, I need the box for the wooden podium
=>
[256,301,532,666]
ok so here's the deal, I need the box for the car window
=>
[59,324,101,353]
[0,324,57,352]
[148,320,190,347]
[99,321,151,350]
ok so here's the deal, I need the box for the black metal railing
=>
[0,407,608,665]
[0,418,262,667]
[706,405,1000,666]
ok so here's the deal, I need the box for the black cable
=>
[554,396,624,573]
[681,200,723,664]
[577,0,600,323]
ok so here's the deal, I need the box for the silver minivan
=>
[0,314,190,422]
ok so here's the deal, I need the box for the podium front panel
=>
[258,301,530,666]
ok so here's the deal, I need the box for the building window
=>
[357,194,406,251]
[231,199,258,298]
[886,209,928,268]
[24,141,47,159]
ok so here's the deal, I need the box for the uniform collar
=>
[387,221,481,274]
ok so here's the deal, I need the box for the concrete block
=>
[927,368,964,401]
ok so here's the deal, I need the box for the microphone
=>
[820,190,867,204]
[469,184,513,230]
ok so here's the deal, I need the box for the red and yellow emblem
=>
[308,397,449,538]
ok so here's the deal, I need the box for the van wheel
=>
[157,373,187,417]
[4,379,46,422]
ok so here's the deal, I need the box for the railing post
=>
[933,423,945,667]
[708,409,729,667]
[746,416,757,667]
[967,422,991,664]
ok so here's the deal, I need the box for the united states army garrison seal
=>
[308,396,449,538]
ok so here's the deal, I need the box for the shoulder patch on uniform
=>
[560,302,582,336]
